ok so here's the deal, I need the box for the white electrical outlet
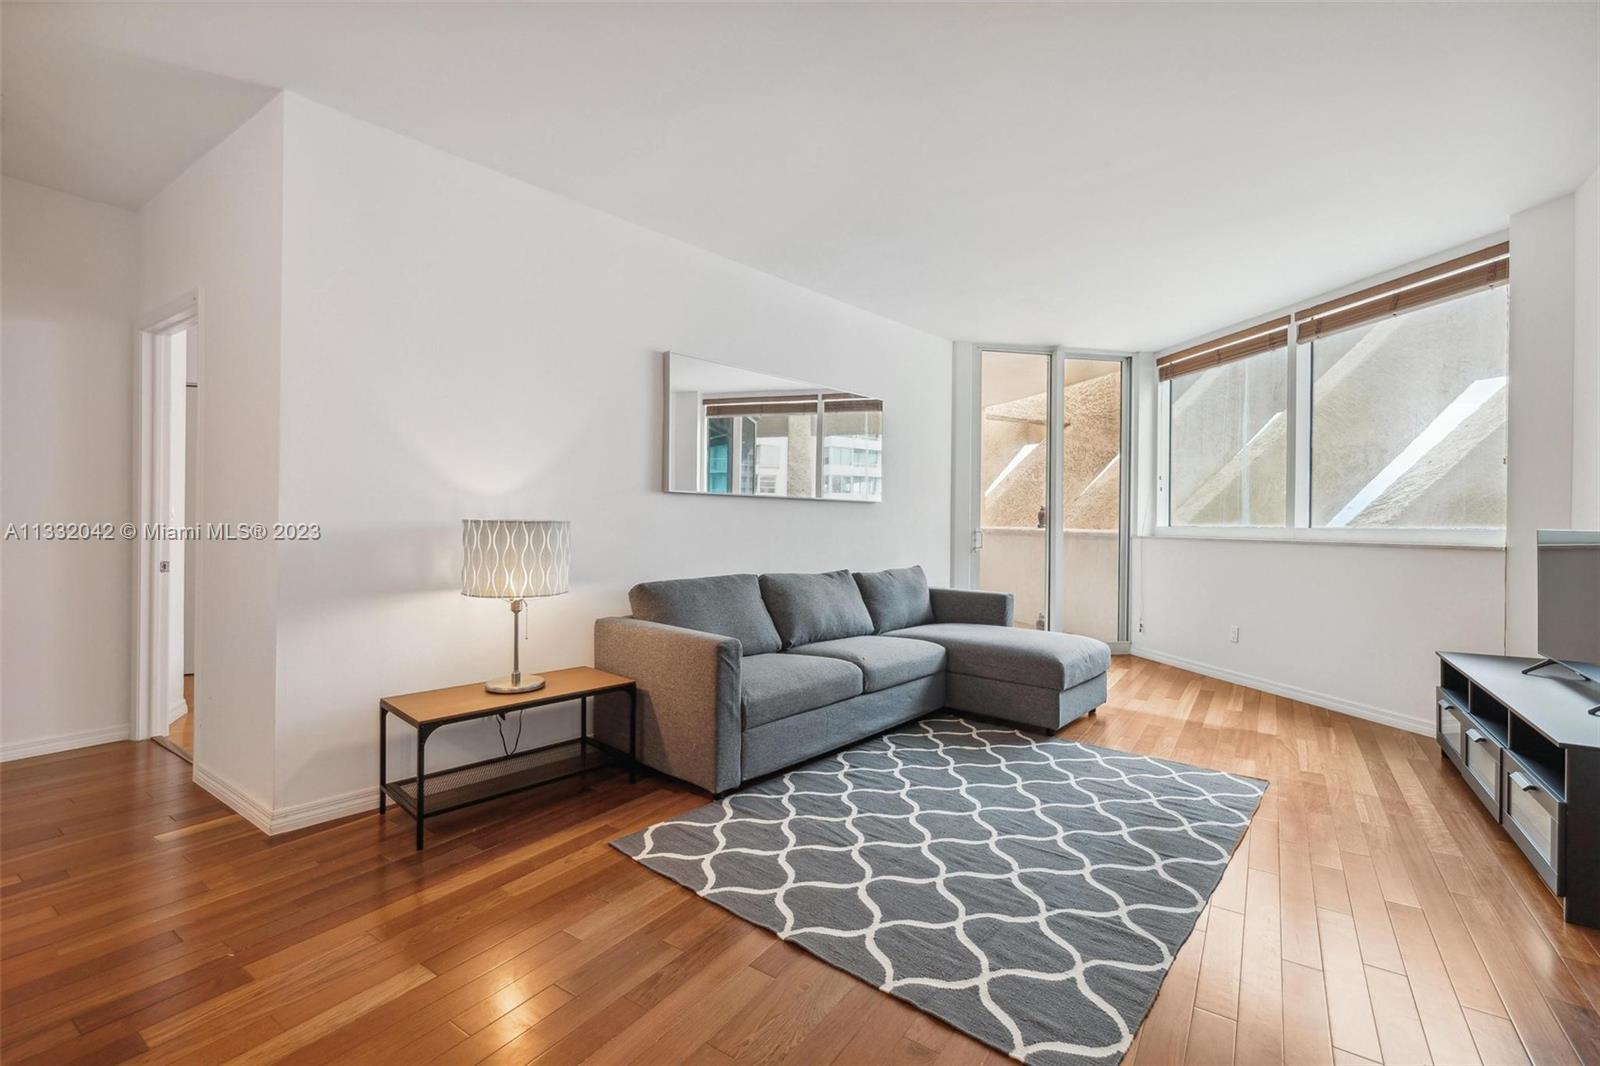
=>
[1229,625,1240,644]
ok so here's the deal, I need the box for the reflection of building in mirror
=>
[821,400,882,500]
[665,352,883,503]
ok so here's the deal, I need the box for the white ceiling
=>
[4,3,1596,350]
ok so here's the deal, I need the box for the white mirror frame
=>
[662,350,884,504]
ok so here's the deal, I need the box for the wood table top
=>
[380,666,634,726]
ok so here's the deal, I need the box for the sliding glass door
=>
[1059,356,1124,643]
[975,348,1130,645]
[978,350,1051,628]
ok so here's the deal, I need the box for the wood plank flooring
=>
[4,656,1597,1065]
[160,675,195,761]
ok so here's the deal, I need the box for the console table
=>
[1436,652,1600,927]
[379,667,637,850]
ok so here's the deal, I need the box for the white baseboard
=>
[1128,647,1433,737]
[191,763,274,835]
[0,725,132,763]
[190,764,376,836]
[168,697,189,724]
[269,787,378,835]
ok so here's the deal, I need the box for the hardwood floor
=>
[162,675,195,761]
[3,656,1598,1065]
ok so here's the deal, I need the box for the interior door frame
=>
[955,343,1133,651]
[133,292,202,745]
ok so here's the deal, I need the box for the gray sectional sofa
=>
[592,566,1111,795]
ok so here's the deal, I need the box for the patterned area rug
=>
[613,715,1266,1065]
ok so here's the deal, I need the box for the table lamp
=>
[461,519,570,693]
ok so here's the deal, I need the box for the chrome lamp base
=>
[484,597,546,694]
[485,673,545,694]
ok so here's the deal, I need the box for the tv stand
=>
[1437,652,1600,927]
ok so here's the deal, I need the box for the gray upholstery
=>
[629,573,782,655]
[852,565,935,634]
[593,616,742,793]
[890,623,1111,690]
[742,674,945,781]
[758,570,875,649]
[930,587,1014,627]
[598,566,1111,795]
[740,653,864,729]
[789,635,945,692]
[947,671,1107,732]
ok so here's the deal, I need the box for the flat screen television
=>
[1537,529,1600,686]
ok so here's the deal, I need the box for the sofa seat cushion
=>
[887,624,1111,691]
[629,573,782,655]
[788,635,946,693]
[740,653,864,729]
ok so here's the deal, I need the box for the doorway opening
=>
[136,297,200,763]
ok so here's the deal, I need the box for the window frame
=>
[1153,236,1509,550]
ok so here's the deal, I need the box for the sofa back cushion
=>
[628,573,782,655]
[758,570,876,649]
[852,565,935,634]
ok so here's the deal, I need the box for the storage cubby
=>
[1467,685,1511,746]
[1440,659,1471,708]
[1509,718,1567,801]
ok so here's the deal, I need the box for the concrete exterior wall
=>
[1170,351,1289,526]
[1309,287,1508,528]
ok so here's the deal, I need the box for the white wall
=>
[139,98,284,815]
[272,96,952,818]
[1506,193,1577,655]
[1131,537,1505,731]
[1573,168,1599,529]
[1,178,140,759]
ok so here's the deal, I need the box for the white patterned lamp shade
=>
[461,519,571,600]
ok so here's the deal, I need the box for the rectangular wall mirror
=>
[664,351,883,502]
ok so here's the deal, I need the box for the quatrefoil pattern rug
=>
[614,715,1265,1065]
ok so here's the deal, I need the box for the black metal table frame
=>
[379,682,637,850]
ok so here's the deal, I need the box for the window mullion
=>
[1156,377,1171,527]
[1288,322,1312,528]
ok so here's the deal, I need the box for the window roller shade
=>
[821,397,883,414]
[1157,317,1290,382]
[1156,242,1509,381]
[1294,242,1510,342]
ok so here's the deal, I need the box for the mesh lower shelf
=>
[386,739,620,817]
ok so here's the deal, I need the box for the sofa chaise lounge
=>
[593,566,1111,794]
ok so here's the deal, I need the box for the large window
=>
[1309,286,1507,529]
[1159,242,1509,537]
[1169,346,1288,526]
